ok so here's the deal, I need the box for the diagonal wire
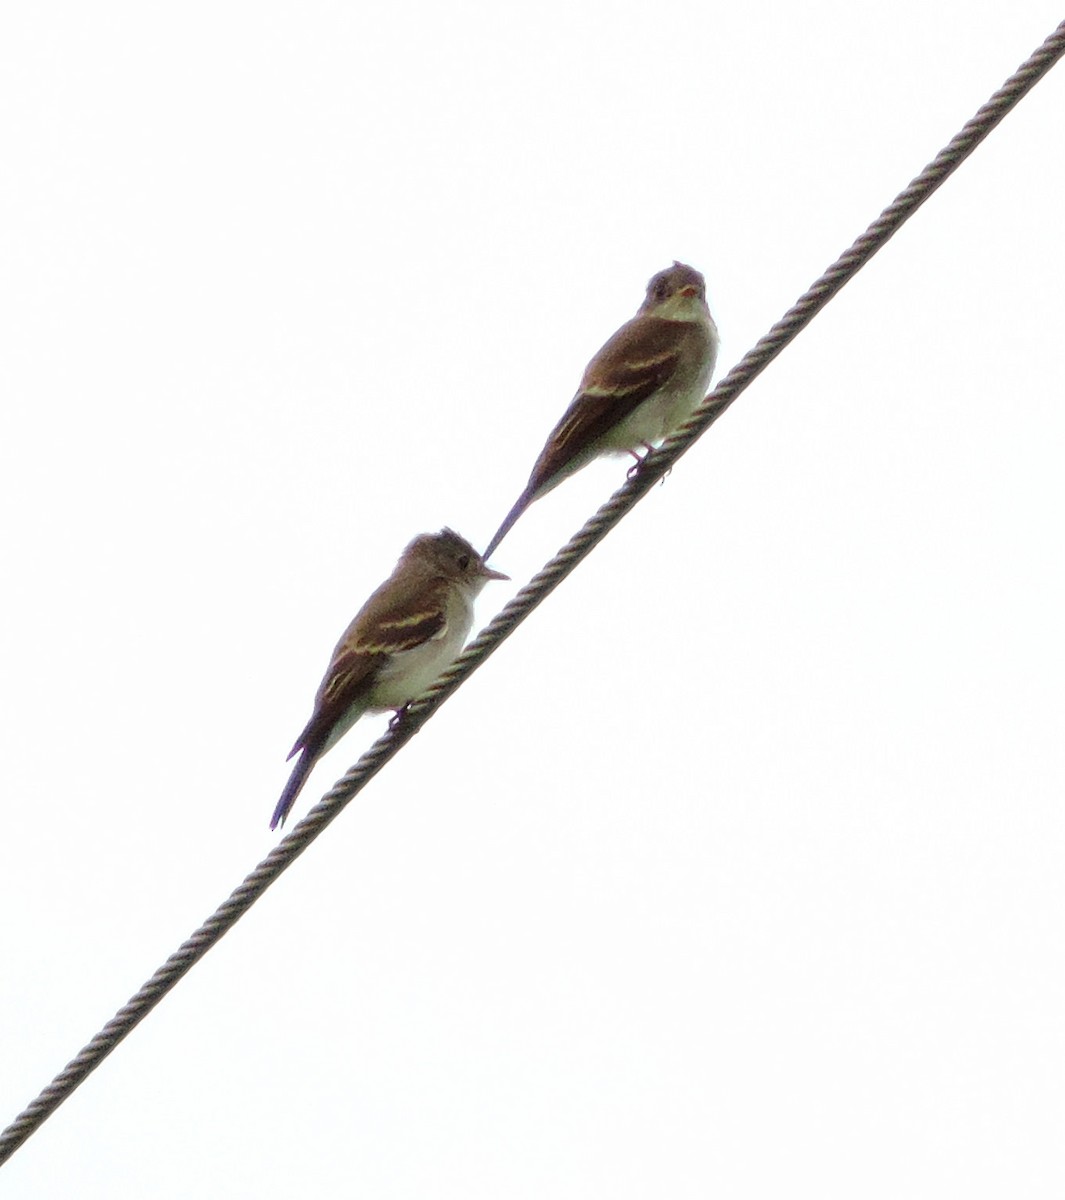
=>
[2,16,1063,1169]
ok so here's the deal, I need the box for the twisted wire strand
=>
[2,17,1062,1169]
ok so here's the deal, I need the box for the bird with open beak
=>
[483,261,719,560]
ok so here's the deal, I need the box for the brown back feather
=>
[526,316,686,498]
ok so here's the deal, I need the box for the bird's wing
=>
[273,574,453,829]
[347,580,450,658]
[288,576,450,759]
[528,316,686,491]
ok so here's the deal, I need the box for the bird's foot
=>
[625,443,657,481]
[388,704,411,731]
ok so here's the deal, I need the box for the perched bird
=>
[270,529,507,830]
[483,261,719,560]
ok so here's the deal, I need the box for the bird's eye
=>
[457,554,470,571]
[653,278,670,301]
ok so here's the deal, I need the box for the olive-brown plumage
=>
[271,529,507,830]
[483,262,719,559]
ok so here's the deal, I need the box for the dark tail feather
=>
[270,744,322,831]
[483,486,536,561]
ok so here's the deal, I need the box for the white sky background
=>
[1,2,1064,1196]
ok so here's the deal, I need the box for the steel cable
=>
[2,15,1062,1169]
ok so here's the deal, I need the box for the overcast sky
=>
[2,4,1064,1197]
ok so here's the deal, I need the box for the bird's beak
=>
[481,563,509,581]
[678,284,699,298]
